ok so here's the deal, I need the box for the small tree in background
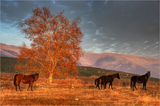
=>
[15,7,83,83]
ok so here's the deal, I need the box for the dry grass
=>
[0,73,160,106]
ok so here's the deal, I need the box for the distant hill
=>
[0,43,160,78]
[0,43,21,57]
[1,57,159,81]
[79,52,160,78]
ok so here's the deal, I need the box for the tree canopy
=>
[15,7,83,82]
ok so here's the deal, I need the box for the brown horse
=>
[130,71,150,91]
[14,73,39,91]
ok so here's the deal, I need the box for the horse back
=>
[131,76,137,80]
[137,75,149,82]
[22,75,34,83]
[106,76,114,82]
[100,75,113,82]
[131,75,147,83]
[15,74,24,80]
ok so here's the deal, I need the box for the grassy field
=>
[0,72,160,106]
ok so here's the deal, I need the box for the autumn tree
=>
[15,7,83,83]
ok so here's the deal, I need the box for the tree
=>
[15,7,83,83]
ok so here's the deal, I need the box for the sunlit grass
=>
[0,73,159,106]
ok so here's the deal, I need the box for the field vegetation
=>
[1,57,160,105]
[0,70,159,105]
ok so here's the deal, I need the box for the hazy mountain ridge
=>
[0,43,21,57]
[0,43,159,78]
[79,52,160,78]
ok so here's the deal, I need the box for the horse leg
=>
[31,85,33,91]
[110,82,113,89]
[17,81,21,91]
[130,80,133,90]
[18,85,21,91]
[31,83,34,91]
[134,83,137,90]
[105,82,107,89]
[103,82,106,89]
[15,85,17,91]
[108,83,110,89]
[143,82,147,90]
[14,81,17,91]
[101,82,103,89]
[27,84,31,91]
[96,82,99,89]
[98,83,101,89]
[97,84,100,89]
[97,81,100,89]
[104,82,106,89]
[132,82,135,91]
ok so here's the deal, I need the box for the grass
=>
[0,73,160,106]
[1,57,160,105]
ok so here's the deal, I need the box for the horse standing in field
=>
[96,73,120,89]
[130,71,150,91]
[14,73,39,91]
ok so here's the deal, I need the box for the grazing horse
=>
[96,73,120,89]
[14,73,39,91]
[130,71,150,91]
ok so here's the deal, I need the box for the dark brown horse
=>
[130,71,150,91]
[95,73,120,89]
[14,73,39,91]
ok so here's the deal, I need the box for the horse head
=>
[34,73,39,81]
[147,71,150,77]
[116,73,120,79]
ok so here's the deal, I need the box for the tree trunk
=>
[49,73,53,83]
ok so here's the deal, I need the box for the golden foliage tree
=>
[15,7,83,83]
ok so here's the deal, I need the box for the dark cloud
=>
[1,0,159,57]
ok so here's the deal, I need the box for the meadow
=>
[0,72,159,106]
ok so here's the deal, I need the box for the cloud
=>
[87,1,93,8]
[52,0,56,4]
[0,22,31,46]
[1,0,159,57]
[104,0,109,4]
[144,40,150,44]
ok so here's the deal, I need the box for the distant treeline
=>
[1,57,18,73]
[1,57,159,81]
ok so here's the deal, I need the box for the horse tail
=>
[95,79,97,85]
[130,77,133,89]
[14,74,18,86]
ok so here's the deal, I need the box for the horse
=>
[96,73,120,89]
[130,71,150,91]
[14,73,39,91]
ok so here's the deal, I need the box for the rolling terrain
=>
[0,43,159,105]
[0,43,160,78]
[79,52,160,78]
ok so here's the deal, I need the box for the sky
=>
[0,0,159,58]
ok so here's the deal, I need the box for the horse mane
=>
[113,73,119,76]
[31,73,39,81]
[34,73,39,75]
[145,71,150,78]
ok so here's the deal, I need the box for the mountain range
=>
[0,43,159,78]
